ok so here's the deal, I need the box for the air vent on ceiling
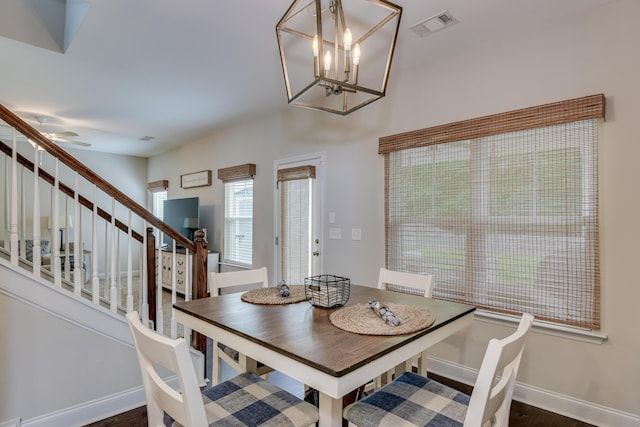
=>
[139,136,155,142]
[410,10,459,38]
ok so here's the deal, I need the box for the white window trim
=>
[223,179,254,267]
[475,310,607,344]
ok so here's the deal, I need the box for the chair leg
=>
[417,352,428,376]
[243,355,270,380]
[145,398,165,427]
[212,343,223,385]
[379,369,393,388]
[393,362,406,379]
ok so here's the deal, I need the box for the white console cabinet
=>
[158,249,219,295]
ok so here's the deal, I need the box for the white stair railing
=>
[0,106,208,353]
[32,146,42,277]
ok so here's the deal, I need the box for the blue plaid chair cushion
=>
[218,343,267,369]
[343,372,470,427]
[218,342,241,362]
[164,372,318,427]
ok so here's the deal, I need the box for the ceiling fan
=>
[0,115,92,148]
[32,116,91,147]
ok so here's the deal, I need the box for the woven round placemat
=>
[329,302,435,336]
[241,285,307,305]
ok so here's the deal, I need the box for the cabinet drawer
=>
[158,250,188,295]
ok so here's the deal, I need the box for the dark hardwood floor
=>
[85,371,594,427]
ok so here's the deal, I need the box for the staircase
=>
[0,104,208,426]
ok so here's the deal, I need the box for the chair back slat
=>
[378,267,433,297]
[209,267,269,296]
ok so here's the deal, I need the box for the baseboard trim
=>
[20,376,180,427]
[428,356,640,427]
[20,386,146,427]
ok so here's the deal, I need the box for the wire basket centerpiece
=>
[304,274,350,308]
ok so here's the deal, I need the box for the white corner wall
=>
[0,262,144,425]
[147,0,640,424]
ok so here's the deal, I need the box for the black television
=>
[162,197,199,247]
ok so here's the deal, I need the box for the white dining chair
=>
[209,267,273,384]
[377,267,434,386]
[344,313,534,427]
[126,311,318,427]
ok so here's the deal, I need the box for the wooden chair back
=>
[465,313,534,426]
[208,267,273,383]
[126,311,207,427]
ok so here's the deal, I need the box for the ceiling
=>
[0,0,613,158]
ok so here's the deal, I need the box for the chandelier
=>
[276,0,402,115]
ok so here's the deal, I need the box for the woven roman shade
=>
[382,94,604,329]
[147,180,168,193]
[380,94,605,154]
[277,165,316,183]
[218,163,256,183]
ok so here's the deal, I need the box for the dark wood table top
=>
[174,284,475,377]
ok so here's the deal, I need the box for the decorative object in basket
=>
[304,274,350,308]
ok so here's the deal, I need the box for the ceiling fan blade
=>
[48,131,79,138]
[52,137,91,147]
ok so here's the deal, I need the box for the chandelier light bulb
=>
[344,28,352,51]
[353,43,361,65]
[312,34,319,57]
[324,51,332,72]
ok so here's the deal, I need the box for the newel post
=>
[146,227,157,329]
[192,230,208,352]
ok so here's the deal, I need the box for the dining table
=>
[174,283,476,427]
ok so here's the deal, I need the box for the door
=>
[274,153,324,284]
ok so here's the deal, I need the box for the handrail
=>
[0,104,193,251]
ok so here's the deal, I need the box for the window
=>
[152,190,167,220]
[218,164,256,266]
[381,95,604,329]
[148,180,168,247]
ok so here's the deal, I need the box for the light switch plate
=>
[329,227,342,239]
[329,211,336,223]
[351,228,362,240]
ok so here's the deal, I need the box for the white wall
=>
[0,264,142,424]
[148,0,640,421]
